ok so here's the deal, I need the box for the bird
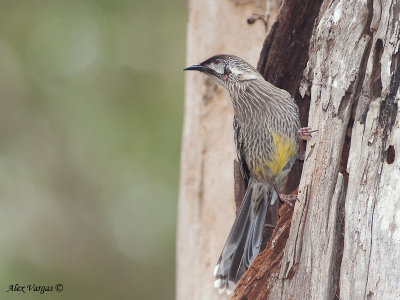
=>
[184,54,314,294]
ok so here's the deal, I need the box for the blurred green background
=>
[0,0,185,299]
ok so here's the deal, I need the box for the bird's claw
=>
[279,194,298,207]
[297,127,317,140]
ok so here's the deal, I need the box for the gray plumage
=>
[184,54,301,294]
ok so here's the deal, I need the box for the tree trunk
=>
[233,0,400,299]
[178,0,400,299]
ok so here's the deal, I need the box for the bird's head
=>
[184,54,261,87]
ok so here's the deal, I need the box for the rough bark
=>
[339,0,400,298]
[179,0,400,299]
[234,0,400,299]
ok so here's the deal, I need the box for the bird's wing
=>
[233,117,250,187]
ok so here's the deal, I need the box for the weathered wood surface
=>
[179,0,400,299]
[236,0,400,299]
[275,0,400,299]
[269,0,374,298]
[176,1,272,300]
[339,0,400,298]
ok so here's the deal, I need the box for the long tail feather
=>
[214,178,276,294]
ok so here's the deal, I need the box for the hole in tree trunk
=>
[386,145,395,164]
[371,39,383,98]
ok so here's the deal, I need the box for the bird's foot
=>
[279,194,298,207]
[297,127,317,160]
[297,127,317,140]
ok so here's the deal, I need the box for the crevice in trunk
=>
[378,44,400,159]
[336,0,377,296]
[255,0,324,250]
[232,0,324,298]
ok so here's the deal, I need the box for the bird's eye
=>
[215,59,221,64]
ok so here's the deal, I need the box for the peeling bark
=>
[232,202,295,300]
[179,0,400,299]
[340,0,400,298]
[266,0,400,299]
[233,0,400,299]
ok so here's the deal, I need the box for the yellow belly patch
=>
[254,132,296,179]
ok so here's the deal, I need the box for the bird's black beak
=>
[183,64,205,72]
